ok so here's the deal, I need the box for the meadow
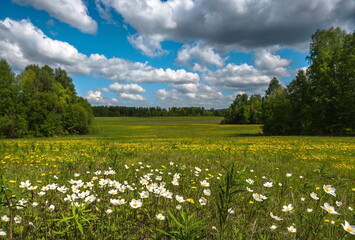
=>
[0,117,354,239]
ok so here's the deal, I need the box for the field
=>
[0,117,355,239]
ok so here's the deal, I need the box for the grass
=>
[0,117,354,239]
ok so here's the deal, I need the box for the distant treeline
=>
[222,27,355,135]
[0,60,94,138]
[92,106,224,117]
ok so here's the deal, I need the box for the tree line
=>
[92,106,224,117]
[0,60,94,138]
[222,27,355,135]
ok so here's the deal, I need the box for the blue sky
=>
[1,0,354,109]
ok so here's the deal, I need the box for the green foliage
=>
[158,210,206,240]
[0,60,94,138]
[222,94,262,124]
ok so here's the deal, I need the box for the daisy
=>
[156,213,165,220]
[323,185,336,197]
[129,199,142,209]
[287,226,296,233]
[321,203,340,215]
[282,204,293,212]
[341,221,355,235]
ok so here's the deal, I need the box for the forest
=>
[0,62,94,138]
[222,27,355,135]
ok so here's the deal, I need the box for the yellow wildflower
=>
[186,198,195,204]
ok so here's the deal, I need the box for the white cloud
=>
[128,34,168,57]
[155,83,225,108]
[203,63,273,92]
[119,93,145,101]
[0,18,198,85]
[176,42,225,69]
[85,90,119,105]
[109,83,146,93]
[98,0,355,53]
[13,0,97,34]
[254,49,291,70]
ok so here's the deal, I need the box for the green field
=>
[0,117,354,239]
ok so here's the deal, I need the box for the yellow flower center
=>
[346,227,354,233]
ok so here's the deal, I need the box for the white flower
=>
[27,185,38,191]
[199,197,207,205]
[307,208,313,213]
[301,197,305,201]
[287,226,296,232]
[48,205,55,211]
[341,221,355,235]
[139,191,149,199]
[14,215,22,224]
[270,225,277,230]
[156,213,165,220]
[252,193,263,202]
[110,199,120,206]
[129,199,142,209]
[19,180,31,188]
[106,209,113,214]
[246,179,254,185]
[175,195,185,203]
[323,185,336,197]
[310,192,319,200]
[286,173,292,177]
[282,204,294,212]
[0,230,6,236]
[176,204,182,210]
[108,189,118,195]
[38,191,46,196]
[263,182,273,188]
[203,189,211,196]
[246,187,254,192]
[270,212,283,221]
[74,173,80,177]
[200,180,210,187]
[349,207,353,211]
[1,215,9,222]
[336,201,342,207]
[228,208,235,214]
[321,203,340,215]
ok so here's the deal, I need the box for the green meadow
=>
[0,117,354,239]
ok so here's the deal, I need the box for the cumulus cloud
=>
[85,90,119,105]
[109,83,146,93]
[254,49,291,70]
[13,0,97,34]
[203,63,274,92]
[155,83,225,108]
[0,18,198,84]
[98,0,355,53]
[176,41,225,69]
[119,93,145,101]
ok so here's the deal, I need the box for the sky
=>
[0,0,354,109]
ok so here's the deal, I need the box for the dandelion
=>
[186,198,195,204]
[287,226,296,233]
[129,199,142,209]
[282,204,293,212]
[321,203,340,215]
[156,213,165,221]
[341,221,355,235]
[323,185,336,197]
